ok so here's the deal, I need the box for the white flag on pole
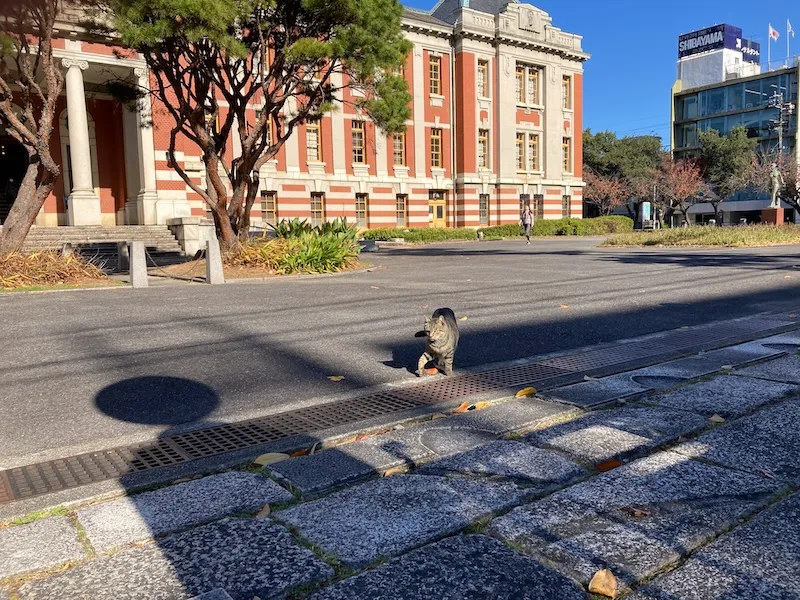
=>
[789,20,795,37]
[770,24,780,40]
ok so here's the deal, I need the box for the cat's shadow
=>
[383,333,429,375]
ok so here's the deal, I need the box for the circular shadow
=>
[95,376,219,426]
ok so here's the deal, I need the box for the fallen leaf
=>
[710,414,726,424]
[424,367,439,375]
[583,375,599,382]
[253,453,290,467]
[383,467,405,477]
[255,504,271,519]
[560,304,570,309]
[515,387,537,398]
[620,506,652,518]
[595,458,624,472]
[370,285,380,289]
[758,469,776,479]
[458,315,468,321]
[471,401,490,411]
[785,275,792,279]
[454,401,471,413]
[328,375,345,381]
[430,413,448,420]
[309,442,320,456]
[290,448,311,457]
[355,433,372,442]
[588,568,618,598]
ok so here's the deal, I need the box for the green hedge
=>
[362,217,633,242]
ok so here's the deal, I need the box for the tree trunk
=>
[0,159,53,255]
[211,204,238,251]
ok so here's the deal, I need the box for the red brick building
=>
[0,1,587,231]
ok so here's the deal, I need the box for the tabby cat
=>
[417,307,460,377]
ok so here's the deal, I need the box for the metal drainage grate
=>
[2,313,797,504]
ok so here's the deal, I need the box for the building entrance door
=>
[0,137,28,224]
[428,190,447,228]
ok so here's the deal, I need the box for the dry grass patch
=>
[0,251,110,290]
[603,224,800,247]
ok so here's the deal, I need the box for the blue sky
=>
[404,0,800,148]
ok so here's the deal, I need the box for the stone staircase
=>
[20,226,187,271]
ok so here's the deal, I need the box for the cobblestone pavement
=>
[2,331,800,599]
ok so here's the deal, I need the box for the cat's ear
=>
[425,316,431,325]
[438,315,446,326]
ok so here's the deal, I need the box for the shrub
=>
[477,224,522,238]
[0,251,108,289]
[269,217,314,238]
[227,229,361,274]
[361,227,478,242]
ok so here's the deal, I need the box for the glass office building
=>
[671,66,799,223]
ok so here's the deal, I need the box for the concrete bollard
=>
[205,239,225,285]
[130,241,148,288]
[117,241,130,273]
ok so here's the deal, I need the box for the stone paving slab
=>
[735,353,800,384]
[418,440,586,489]
[76,472,294,552]
[523,406,708,464]
[270,434,432,497]
[676,399,800,483]
[539,374,650,407]
[269,398,571,497]
[0,516,85,579]
[308,535,587,600]
[277,474,526,569]
[628,492,800,600]
[19,518,333,600]
[486,451,785,591]
[628,343,782,380]
[648,374,797,418]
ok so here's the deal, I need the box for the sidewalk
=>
[2,330,800,598]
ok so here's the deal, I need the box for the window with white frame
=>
[261,191,277,226]
[562,137,572,173]
[355,193,368,227]
[396,194,408,227]
[562,194,571,217]
[310,192,325,226]
[515,63,541,105]
[477,60,489,97]
[306,122,321,162]
[430,128,442,168]
[429,55,441,95]
[516,132,541,173]
[479,193,489,225]
[534,193,544,220]
[562,75,572,110]
[392,133,406,166]
[351,121,365,164]
[478,129,489,169]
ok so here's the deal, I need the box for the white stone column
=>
[132,67,162,224]
[63,58,102,226]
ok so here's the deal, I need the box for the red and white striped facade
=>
[6,1,587,230]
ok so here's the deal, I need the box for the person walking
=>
[520,203,533,244]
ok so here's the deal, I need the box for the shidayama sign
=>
[678,24,742,58]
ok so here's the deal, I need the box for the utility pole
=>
[768,92,796,154]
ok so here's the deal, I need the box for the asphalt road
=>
[2,237,800,465]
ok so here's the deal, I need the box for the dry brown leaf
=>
[588,568,618,598]
[710,414,726,424]
[255,504,271,519]
[620,506,652,518]
[453,401,471,414]
[430,413,448,420]
[253,453,291,467]
[758,469,776,479]
[355,433,372,442]
[515,387,537,398]
[560,304,570,309]
[471,401,490,411]
[328,375,345,381]
[370,285,380,289]
[290,448,311,457]
[595,458,624,472]
[458,315,468,321]
[383,467,405,477]
[785,275,792,279]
